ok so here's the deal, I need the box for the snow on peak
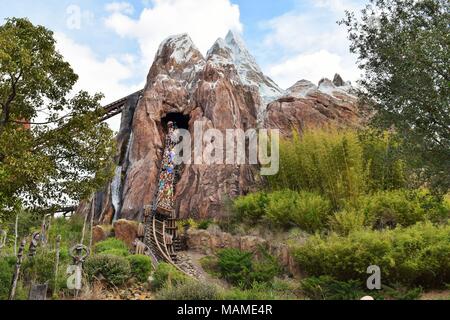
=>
[318,77,355,99]
[225,30,246,48]
[283,75,356,100]
[207,38,234,65]
[224,30,260,72]
[206,30,285,106]
[286,80,318,98]
[156,33,203,64]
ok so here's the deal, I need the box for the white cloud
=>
[104,0,243,67]
[314,0,361,14]
[105,2,134,15]
[268,50,356,88]
[54,32,143,132]
[262,0,364,87]
[262,13,350,56]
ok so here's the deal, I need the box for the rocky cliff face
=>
[266,76,361,137]
[79,31,362,223]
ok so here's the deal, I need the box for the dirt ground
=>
[419,290,450,300]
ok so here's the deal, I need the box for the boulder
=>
[114,219,138,248]
[91,225,108,244]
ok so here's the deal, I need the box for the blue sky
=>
[0,0,366,131]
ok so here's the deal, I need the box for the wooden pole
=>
[41,214,52,247]
[89,194,95,250]
[80,197,91,245]
[53,235,61,297]
[14,214,18,256]
[9,239,26,300]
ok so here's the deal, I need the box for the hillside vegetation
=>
[230,128,449,298]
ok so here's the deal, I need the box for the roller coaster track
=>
[142,213,189,274]
[100,89,144,122]
[138,122,194,277]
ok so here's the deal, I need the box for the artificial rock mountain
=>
[78,31,362,223]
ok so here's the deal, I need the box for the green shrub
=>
[412,189,450,223]
[287,191,332,232]
[263,190,298,227]
[217,248,253,288]
[267,128,416,209]
[22,250,69,293]
[221,282,290,300]
[84,254,131,286]
[152,263,188,290]
[233,190,331,232]
[0,255,16,299]
[300,276,423,300]
[329,209,367,236]
[267,128,367,209]
[197,219,213,230]
[233,190,331,233]
[233,192,268,222]
[358,130,407,192]
[217,248,280,289]
[270,278,301,299]
[5,248,70,299]
[355,189,449,229]
[300,276,365,300]
[100,248,130,257]
[94,238,128,254]
[127,255,153,283]
[199,255,220,277]
[381,284,423,300]
[250,249,281,284]
[293,222,450,288]
[157,280,219,300]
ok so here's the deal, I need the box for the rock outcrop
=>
[186,228,302,278]
[77,31,362,222]
[264,72,362,137]
[266,77,361,137]
[92,225,109,245]
[113,219,138,248]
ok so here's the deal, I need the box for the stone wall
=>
[186,228,302,279]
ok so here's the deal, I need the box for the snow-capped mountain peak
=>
[206,30,285,106]
[286,80,318,98]
[156,33,203,64]
[224,30,260,73]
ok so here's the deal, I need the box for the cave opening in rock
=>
[161,112,190,131]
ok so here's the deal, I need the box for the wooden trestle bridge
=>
[100,89,144,122]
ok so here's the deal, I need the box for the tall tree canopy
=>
[0,18,115,221]
[341,0,449,192]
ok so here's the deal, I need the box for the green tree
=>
[0,18,115,222]
[341,0,450,192]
